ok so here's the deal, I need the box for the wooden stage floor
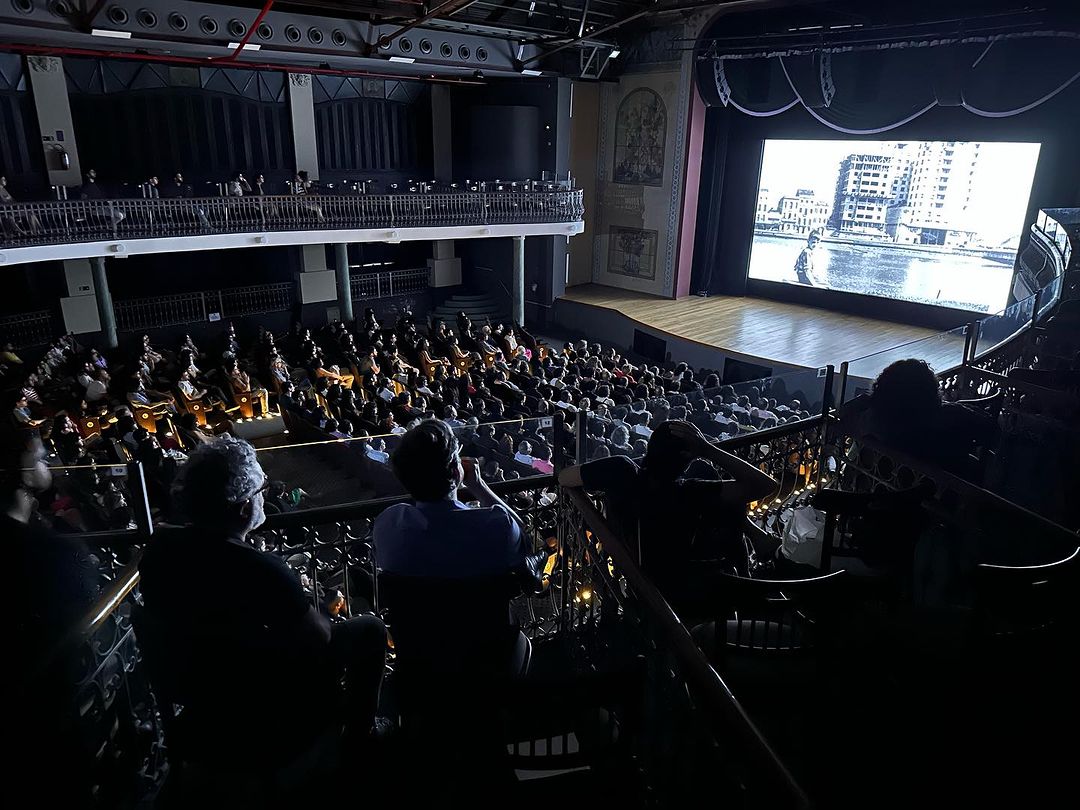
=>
[559,284,960,372]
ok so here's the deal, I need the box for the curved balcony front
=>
[0,189,586,265]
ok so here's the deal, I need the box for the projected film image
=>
[747,140,1041,313]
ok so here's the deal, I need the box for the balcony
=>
[0,187,586,266]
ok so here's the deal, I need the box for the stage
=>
[556,284,958,373]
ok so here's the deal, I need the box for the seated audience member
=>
[227,358,269,414]
[374,420,534,579]
[366,438,390,464]
[514,441,535,466]
[176,412,211,449]
[139,437,387,761]
[558,420,777,603]
[609,425,634,456]
[839,358,997,476]
[11,393,44,427]
[6,427,100,804]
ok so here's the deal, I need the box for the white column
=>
[512,236,525,327]
[334,243,353,323]
[429,84,458,286]
[26,56,82,188]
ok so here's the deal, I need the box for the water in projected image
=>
[747,140,1041,313]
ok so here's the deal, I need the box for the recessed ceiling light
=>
[91,28,132,38]
[388,55,416,63]
[226,41,260,51]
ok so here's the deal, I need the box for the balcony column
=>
[334,243,353,323]
[428,85,459,288]
[287,73,319,181]
[512,235,525,327]
[90,256,117,349]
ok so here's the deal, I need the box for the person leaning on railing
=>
[138,436,388,761]
[558,419,778,610]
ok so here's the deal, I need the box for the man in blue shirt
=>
[374,419,530,578]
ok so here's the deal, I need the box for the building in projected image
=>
[831,147,911,236]
[829,141,981,245]
[890,141,980,246]
[776,189,830,234]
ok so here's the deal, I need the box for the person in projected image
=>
[793,229,822,286]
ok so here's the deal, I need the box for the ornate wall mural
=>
[612,88,666,186]
[608,226,658,280]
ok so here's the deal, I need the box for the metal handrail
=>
[564,486,812,809]
[0,189,586,248]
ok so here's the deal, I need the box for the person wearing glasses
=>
[138,436,387,763]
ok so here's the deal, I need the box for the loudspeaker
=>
[632,329,667,363]
[931,45,972,107]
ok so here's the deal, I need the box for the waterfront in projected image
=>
[748,139,1041,313]
[748,233,1014,313]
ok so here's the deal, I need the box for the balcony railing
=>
[0,189,585,249]
[0,309,55,348]
[350,267,431,301]
[114,281,295,332]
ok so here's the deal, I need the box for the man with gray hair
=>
[139,435,386,763]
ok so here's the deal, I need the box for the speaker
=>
[931,45,973,107]
[723,357,772,385]
[632,329,667,363]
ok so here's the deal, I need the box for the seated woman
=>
[417,338,450,381]
[558,420,777,610]
[838,358,997,478]
[311,354,356,391]
[226,359,269,415]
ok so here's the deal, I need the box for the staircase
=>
[431,291,510,329]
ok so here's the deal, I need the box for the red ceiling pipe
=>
[215,0,275,63]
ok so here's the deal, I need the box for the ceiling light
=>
[91,29,132,39]
[227,42,261,51]
[389,55,416,63]
[520,68,542,76]
[609,48,621,58]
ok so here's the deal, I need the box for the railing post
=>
[552,411,567,471]
[217,289,225,319]
[575,408,588,466]
[126,461,154,539]
[837,361,849,406]
[964,320,981,366]
[1032,287,1043,325]
[199,291,208,322]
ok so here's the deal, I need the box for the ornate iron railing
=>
[0,189,585,248]
[559,487,811,808]
[114,281,295,332]
[0,308,55,348]
[349,267,431,302]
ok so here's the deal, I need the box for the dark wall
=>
[692,82,1080,330]
[468,106,540,179]
[106,247,297,299]
[65,59,294,194]
[61,60,434,195]
[313,76,432,187]
[450,78,559,180]
[0,54,46,198]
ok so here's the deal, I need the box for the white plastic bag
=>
[780,505,826,567]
